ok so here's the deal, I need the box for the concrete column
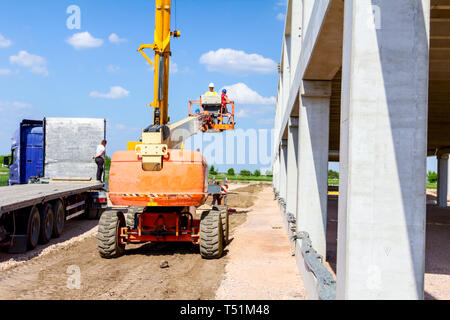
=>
[279,78,284,118]
[296,81,331,258]
[337,0,430,300]
[437,155,449,207]
[272,153,278,193]
[286,117,299,215]
[275,153,281,193]
[282,39,291,108]
[280,140,288,201]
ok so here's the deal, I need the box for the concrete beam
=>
[296,80,331,259]
[275,0,341,154]
[290,0,303,80]
[295,239,321,300]
[303,0,344,80]
[337,0,430,300]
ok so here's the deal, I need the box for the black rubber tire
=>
[97,210,126,259]
[87,208,99,220]
[220,208,229,246]
[27,206,41,250]
[213,205,229,245]
[199,210,224,259]
[52,200,65,238]
[126,211,136,229]
[97,209,106,220]
[85,199,101,220]
[125,207,141,229]
[39,204,54,244]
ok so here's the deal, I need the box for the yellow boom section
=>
[138,0,180,126]
[133,0,180,171]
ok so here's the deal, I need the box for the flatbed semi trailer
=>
[0,180,107,253]
[0,117,108,253]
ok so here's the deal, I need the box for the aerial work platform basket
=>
[188,95,235,132]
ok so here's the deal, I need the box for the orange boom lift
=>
[98,0,235,259]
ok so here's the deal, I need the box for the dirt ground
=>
[216,186,307,300]
[0,183,264,300]
[226,182,268,208]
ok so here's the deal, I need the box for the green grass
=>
[0,155,11,185]
[427,182,437,190]
[0,172,8,187]
[211,173,272,182]
[328,178,339,186]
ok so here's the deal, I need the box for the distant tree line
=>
[427,171,437,183]
[209,166,271,177]
[328,170,339,180]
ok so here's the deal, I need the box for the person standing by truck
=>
[95,140,107,182]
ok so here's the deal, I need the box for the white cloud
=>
[0,69,12,75]
[0,33,11,48]
[221,83,275,119]
[0,101,33,111]
[9,51,48,76]
[276,0,288,7]
[90,86,130,99]
[109,33,127,44]
[200,49,277,74]
[150,60,188,74]
[115,123,139,131]
[222,83,276,105]
[276,13,286,21]
[236,109,249,118]
[66,32,103,50]
[107,65,120,73]
[170,61,178,74]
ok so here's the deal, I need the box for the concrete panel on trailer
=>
[44,118,106,180]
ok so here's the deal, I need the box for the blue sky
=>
[0,0,287,173]
[0,0,439,173]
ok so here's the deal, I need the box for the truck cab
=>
[9,120,44,185]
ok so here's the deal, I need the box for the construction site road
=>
[0,182,305,300]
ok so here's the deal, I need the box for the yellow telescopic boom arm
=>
[138,0,180,126]
[134,0,180,171]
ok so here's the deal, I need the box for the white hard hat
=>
[209,83,215,88]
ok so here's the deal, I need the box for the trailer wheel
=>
[27,206,41,249]
[39,204,54,244]
[97,210,125,259]
[87,208,99,220]
[86,200,101,220]
[200,210,224,259]
[52,200,65,238]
